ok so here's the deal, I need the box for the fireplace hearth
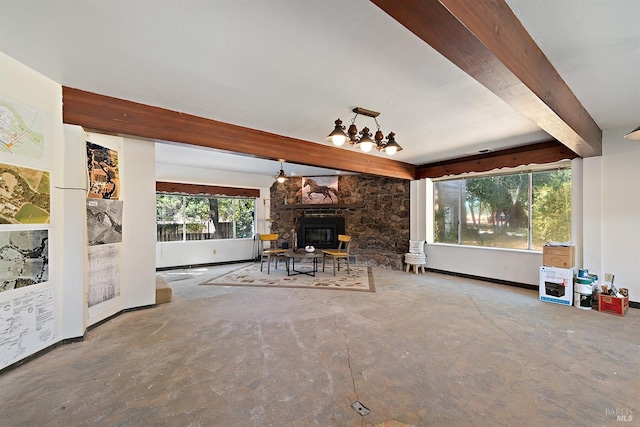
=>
[297,217,345,249]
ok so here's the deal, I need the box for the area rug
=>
[201,263,375,292]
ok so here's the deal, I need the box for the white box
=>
[540,266,575,306]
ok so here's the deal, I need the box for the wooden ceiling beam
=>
[416,141,578,179]
[62,87,417,180]
[371,0,602,158]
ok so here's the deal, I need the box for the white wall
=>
[75,132,158,325]
[0,51,162,371]
[409,179,427,240]
[592,128,640,300]
[582,156,602,271]
[571,158,584,267]
[81,133,126,325]
[0,52,66,365]
[121,137,157,308]
[155,162,272,268]
[60,125,89,338]
[425,244,543,285]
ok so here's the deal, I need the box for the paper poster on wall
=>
[302,176,339,204]
[0,286,55,370]
[87,244,120,310]
[86,141,120,200]
[0,95,45,160]
[86,199,123,246]
[0,162,50,224]
[0,229,49,293]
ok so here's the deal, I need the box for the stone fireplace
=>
[270,175,410,269]
[297,217,345,249]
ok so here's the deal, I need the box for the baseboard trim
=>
[156,259,253,272]
[425,268,539,291]
[1,304,156,377]
[86,304,156,332]
[0,334,83,376]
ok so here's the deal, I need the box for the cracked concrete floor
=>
[1,263,638,426]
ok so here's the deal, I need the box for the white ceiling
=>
[1,0,638,177]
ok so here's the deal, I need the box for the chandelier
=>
[275,161,287,183]
[326,107,402,155]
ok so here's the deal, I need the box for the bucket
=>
[574,277,593,310]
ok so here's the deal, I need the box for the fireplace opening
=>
[297,217,345,249]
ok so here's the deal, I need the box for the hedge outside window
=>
[156,194,256,241]
[433,168,571,250]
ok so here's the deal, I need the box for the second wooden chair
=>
[322,234,352,276]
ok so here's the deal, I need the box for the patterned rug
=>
[201,263,375,292]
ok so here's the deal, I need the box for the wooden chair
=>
[322,234,352,276]
[259,233,287,274]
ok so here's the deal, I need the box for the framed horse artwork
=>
[301,176,339,204]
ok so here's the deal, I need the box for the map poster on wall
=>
[0,162,50,224]
[86,141,120,200]
[0,229,49,293]
[0,287,55,370]
[87,244,120,309]
[0,95,45,160]
[86,199,123,246]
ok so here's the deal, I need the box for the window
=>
[433,168,571,250]
[156,194,256,242]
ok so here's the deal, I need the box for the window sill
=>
[428,242,542,254]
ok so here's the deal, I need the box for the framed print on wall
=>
[301,176,339,204]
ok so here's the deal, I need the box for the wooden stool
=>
[404,252,426,274]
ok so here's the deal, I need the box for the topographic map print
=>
[0,162,50,224]
[0,229,49,293]
[0,287,55,370]
[0,96,45,160]
[86,199,123,246]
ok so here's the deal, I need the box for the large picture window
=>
[156,194,256,242]
[434,167,571,250]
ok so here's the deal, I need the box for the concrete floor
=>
[1,263,638,427]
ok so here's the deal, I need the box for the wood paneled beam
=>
[63,87,416,180]
[156,182,260,198]
[371,0,602,158]
[416,141,578,179]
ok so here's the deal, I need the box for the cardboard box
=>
[599,294,629,316]
[540,266,574,306]
[542,245,575,268]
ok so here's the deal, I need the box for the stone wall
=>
[269,175,410,269]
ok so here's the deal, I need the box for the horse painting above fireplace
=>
[302,176,338,204]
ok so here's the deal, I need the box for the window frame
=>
[156,193,257,242]
[432,163,571,251]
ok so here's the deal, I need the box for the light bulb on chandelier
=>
[326,107,402,155]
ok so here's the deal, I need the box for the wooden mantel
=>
[276,203,365,210]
